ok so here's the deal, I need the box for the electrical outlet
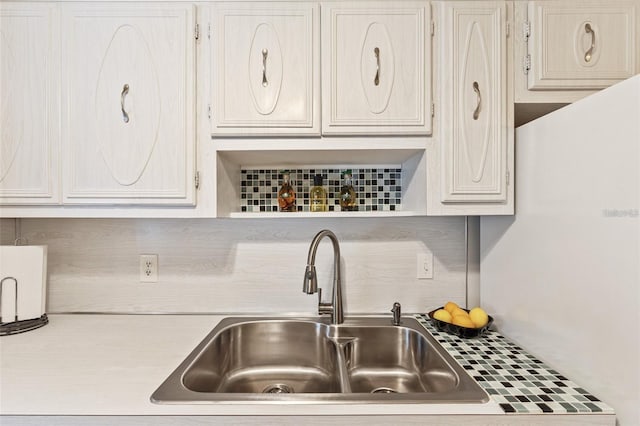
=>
[416,252,433,279]
[139,254,158,282]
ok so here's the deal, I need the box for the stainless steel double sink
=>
[151,316,488,404]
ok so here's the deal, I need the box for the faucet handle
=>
[391,302,401,326]
[318,288,334,316]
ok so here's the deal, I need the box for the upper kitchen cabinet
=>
[431,1,513,215]
[0,3,60,205]
[321,1,432,135]
[210,3,320,136]
[515,0,639,103]
[61,3,196,205]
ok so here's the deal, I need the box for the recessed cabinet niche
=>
[210,3,320,136]
[436,1,513,214]
[61,3,196,205]
[0,3,59,205]
[214,142,428,218]
[321,2,432,135]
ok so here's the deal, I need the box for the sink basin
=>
[335,325,459,394]
[182,320,341,394]
[151,317,488,404]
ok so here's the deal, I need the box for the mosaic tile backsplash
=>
[415,315,614,416]
[240,168,402,212]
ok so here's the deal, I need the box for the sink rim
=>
[150,316,490,404]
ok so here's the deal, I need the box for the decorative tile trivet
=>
[415,314,614,415]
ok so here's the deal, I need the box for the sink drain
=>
[371,387,398,394]
[262,384,294,394]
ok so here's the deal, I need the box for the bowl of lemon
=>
[428,302,493,338]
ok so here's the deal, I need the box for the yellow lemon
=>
[452,315,476,328]
[469,307,489,328]
[444,301,459,313]
[450,307,469,318]
[433,309,452,323]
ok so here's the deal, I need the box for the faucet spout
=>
[302,230,344,324]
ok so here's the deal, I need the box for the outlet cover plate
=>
[140,254,158,282]
[417,252,433,279]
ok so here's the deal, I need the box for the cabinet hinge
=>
[195,171,200,189]
[523,54,531,74]
[506,22,510,38]
[523,21,530,41]
[431,103,435,118]
[207,104,212,119]
[208,23,211,40]
[431,20,435,37]
[506,170,510,186]
[195,23,200,40]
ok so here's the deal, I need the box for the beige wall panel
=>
[19,217,469,314]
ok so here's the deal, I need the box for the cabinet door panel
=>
[359,21,395,114]
[247,23,283,116]
[460,23,493,184]
[528,1,638,90]
[0,3,59,205]
[211,3,319,135]
[322,2,431,135]
[94,24,162,186]
[441,2,508,203]
[62,4,195,205]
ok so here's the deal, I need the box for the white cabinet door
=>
[0,3,59,205]
[440,2,511,205]
[210,3,319,136]
[62,3,196,205]
[322,1,431,135]
[527,1,638,90]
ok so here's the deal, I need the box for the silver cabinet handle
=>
[472,81,481,120]
[584,23,595,63]
[120,84,130,123]
[262,48,268,87]
[374,47,380,86]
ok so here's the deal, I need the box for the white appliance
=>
[481,75,640,425]
[0,245,48,323]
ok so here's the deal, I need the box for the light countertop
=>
[0,314,615,425]
[0,314,502,416]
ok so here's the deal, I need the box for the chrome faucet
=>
[391,302,402,326]
[303,230,344,324]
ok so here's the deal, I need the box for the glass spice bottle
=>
[309,174,328,212]
[277,171,296,212]
[339,170,357,211]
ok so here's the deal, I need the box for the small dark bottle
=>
[277,171,296,212]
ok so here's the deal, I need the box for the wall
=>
[1,218,15,244]
[481,77,640,426]
[11,216,472,315]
